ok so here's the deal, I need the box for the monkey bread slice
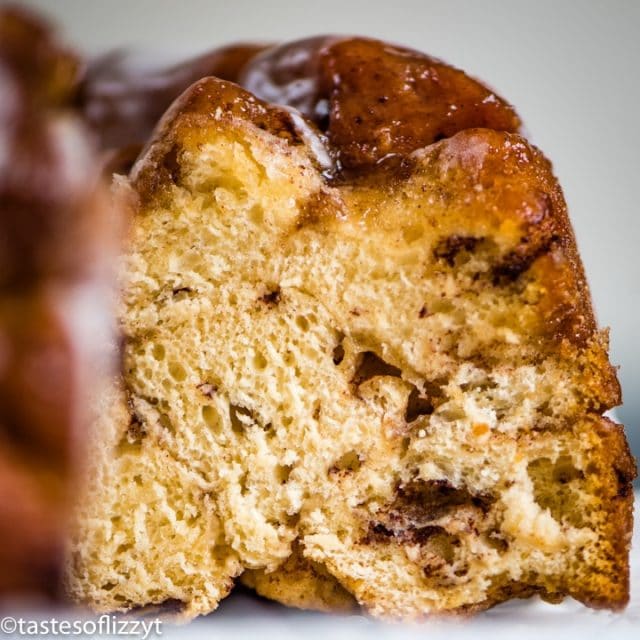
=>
[66,38,634,620]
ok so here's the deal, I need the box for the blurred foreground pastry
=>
[67,37,635,618]
[0,8,115,599]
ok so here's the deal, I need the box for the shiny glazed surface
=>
[80,36,521,177]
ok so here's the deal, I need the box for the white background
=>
[15,0,640,463]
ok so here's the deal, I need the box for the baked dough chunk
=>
[67,38,635,619]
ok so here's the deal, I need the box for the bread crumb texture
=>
[66,79,635,620]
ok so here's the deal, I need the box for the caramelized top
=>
[130,78,332,201]
[80,36,521,178]
[241,37,521,171]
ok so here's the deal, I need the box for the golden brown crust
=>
[575,417,636,608]
[334,127,618,410]
[473,417,636,613]
[241,545,358,613]
[242,36,522,171]
[80,35,521,176]
[130,77,326,204]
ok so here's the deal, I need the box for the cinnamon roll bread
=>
[66,37,635,619]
